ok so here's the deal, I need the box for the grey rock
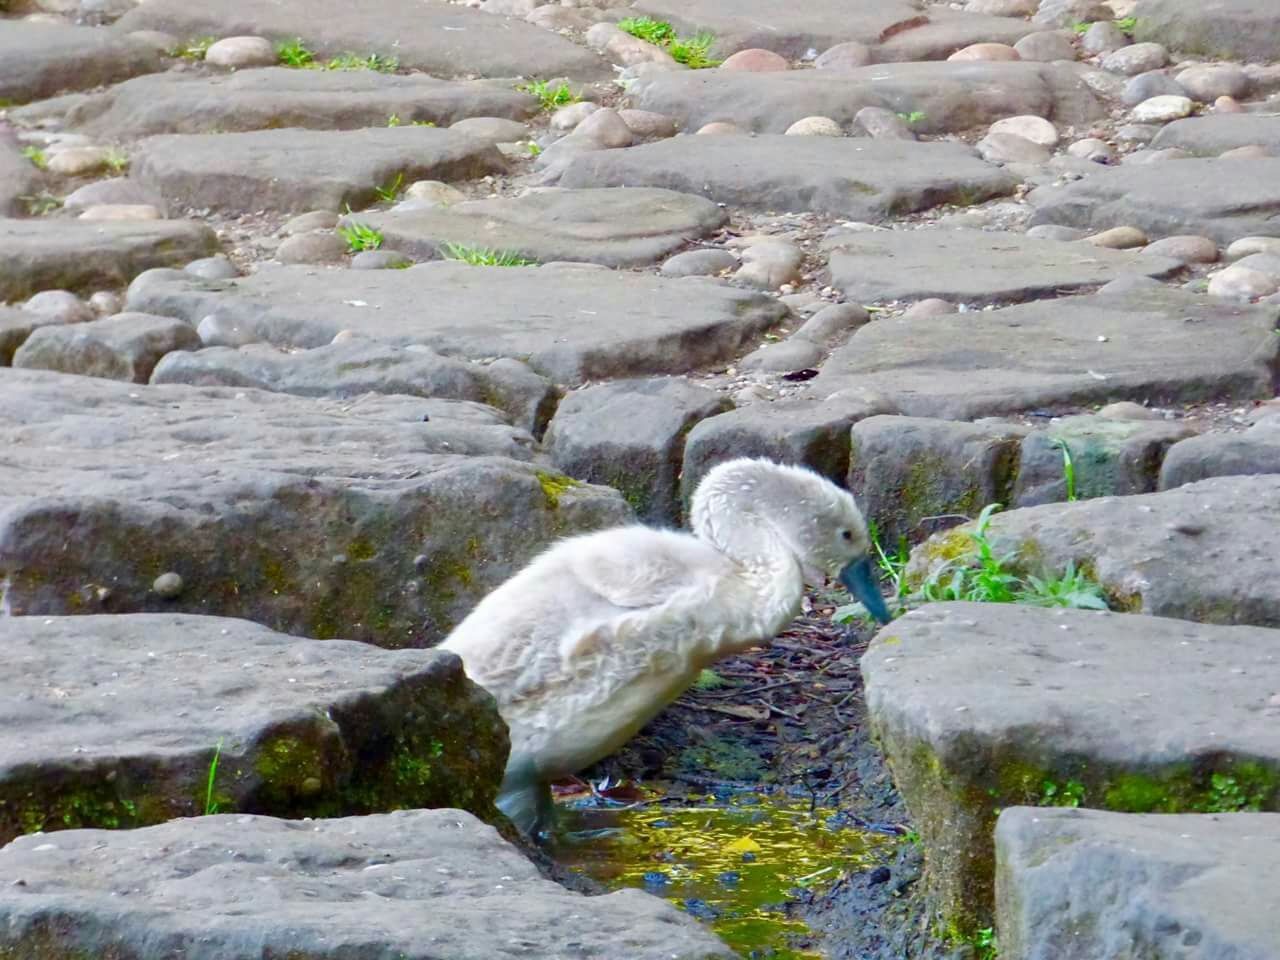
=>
[901,298,957,318]
[0,808,735,960]
[823,229,1181,304]
[997,807,1280,960]
[624,60,1102,136]
[848,415,1027,547]
[276,231,349,265]
[626,0,922,59]
[1152,114,1280,157]
[203,35,276,68]
[125,261,788,387]
[814,40,873,71]
[1132,0,1280,64]
[977,132,1051,164]
[559,137,1017,220]
[795,302,869,342]
[1101,42,1169,76]
[0,369,629,641]
[1028,158,1280,245]
[22,288,94,325]
[1095,274,1165,295]
[183,254,240,280]
[876,11,1039,63]
[618,108,678,140]
[1012,29,1076,62]
[1120,70,1187,106]
[1,308,48,367]
[661,248,737,277]
[280,210,341,235]
[544,378,730,525]
[863,602,1280,931]
[733,238,803,289]
[1142,234,1218,262]
[65,68,538,138]
[0,140,41,218]
[1080,20,1127,55]
[1175,63,1251,101]
[0,218,218,302]
[812,287,1279,419]
[150,339,557,436]
[62,176,166,215]
[0,614,508,843]
[0,21,163,104]
[854,106,916,140]
[195,312,258,348]
[911,474,1280,625]
[13,311,200,382]
[681,393,892,499]
[1033,0,1110,27]
[115,0,610,80]
[351,249,413,270]
[131,127,509,216]
[738,338,823,373]
[449,116,531,145]
[356,187,726,268]
[1160,418,1280,489]
[1115,122,1159,143]
[1012,413,1194,505]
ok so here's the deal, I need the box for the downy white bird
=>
[438,457,892,836]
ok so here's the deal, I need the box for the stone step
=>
[0,613,507,845]
[0,22,165,105]
[862,602,1280,932]
[997,807,1280,960]
[0,369,629,644]
[0,808,736,959]
[907,474,1280,627]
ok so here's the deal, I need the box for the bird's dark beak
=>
[838,556,893,625]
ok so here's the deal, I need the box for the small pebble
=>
[948,42,1020,62]
[1130,95,1193,123]
[1086,226,1148,249]
[719,48,789,72]
[204,36,277,69]
[784,116,843,136]
[153,572,184,598]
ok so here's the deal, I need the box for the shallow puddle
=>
[556,788,895,959]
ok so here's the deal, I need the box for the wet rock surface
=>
[0,809,736,960]
[864,602,1280,930]
[0,614,508,844]
[997,807,1280,960]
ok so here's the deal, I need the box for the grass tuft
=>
[174,36,215,60]
[441,242,536,266]
[327,51,399,72]
[617,15,676,45]
[276,37,315,67]
[374,172,404,203]
[616,16,721,67]
[337,220,384,252]
[103,148,129,174]
[517,79,579,112]
[204,740,223,815]
[20,192,62,216]
[20,146,46,169]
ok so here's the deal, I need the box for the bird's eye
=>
[840,530,853,541]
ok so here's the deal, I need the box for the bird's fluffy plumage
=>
[439,457,877,835]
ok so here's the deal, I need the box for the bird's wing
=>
[564,526,732,610]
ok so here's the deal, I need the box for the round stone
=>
[618,109,677,140]
[277,231,349,264]
[78,204,161,221]
[449,117,530,145]
[46,147,110,176]
[785,116,843,136]
[697,121,745,135]
[1086,226,1148,249]
[903,298,957,319]
[153,572,184,598]
[977,132,1050,164]
[1130,95,1193,123]
[205,36,277,68]
[574,107,633,148]
[948,42,1020,61]
[967,0,1036,15]
[814,41,872,71]
[1214,96,1243,113]
[989,115,1060,147]
[1080,21,1126,55]
[1013,30,1076,62]
[403,181,466,207]
[1221,145,1272,160]
[88,291,124,316]
[22,289,92,324]
[1098,401,1157,420]
[1226,237,1280,261]
[739,338,823,372]
[1208,264,1279,300]
[197,313,258,347]
[1142,235,1218,263]
[1175,64,1251,101]
[1121,70,1187,106]
[795,303,868,342]
[549,101,599,132]
[1066,137,1115,162]
[734,239,803,289]
[184,256,240,280]
[660,248,737,277]
[1102,42,1170,76]
[720,48,789,72]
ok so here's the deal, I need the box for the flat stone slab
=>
[64,68,538,138]
[360,187,727,267]
[559,137,1017,220]
[811,287,1279,419]
[126,262,788,385]
[624,60,1102,136]
[1028,158,1280,245]
[114,0,609,81]
[0,219,219,303]
[1151,114,1280,157]
[0,614,506,844]
[0,369,630,644]
[131,127,508,216]
[824,229,1183,304]
[875,9,1039,62]
[628,0,925,58]
[151,340,557,437]
[997,807,1280,960]
[1160,415,1280,490]
[863,602,1280,929]
[910,474,1280,627]
[0,22,164,105]
[12,311,200,383]
[0,809,735,960]
[1134,0,1280,63]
